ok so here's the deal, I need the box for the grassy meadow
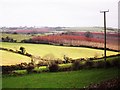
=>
[0,42,118,64]
[0,50,31,66]
[1,33,33,42]
[2,67,119,88]
[1,33,45,42]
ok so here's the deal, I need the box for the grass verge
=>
[2,67,119,88]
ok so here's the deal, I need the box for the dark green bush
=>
[71,60,76,63]
[2,66,13,74]
[12,64,27,70]
[84,60,94,68]
[9,49,14,52]
[17,51,22,54]
[48,63,59,72]
[11,65,21,70]
[89,58,95,60]
[93,61,105,68]
[109,58,120,67]
[105,60,111,68]
[25,52,32,57]
[20,63,28,69]
[26,63,34,73]
[72,60,81,70]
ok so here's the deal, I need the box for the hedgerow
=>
[2,54,119,75]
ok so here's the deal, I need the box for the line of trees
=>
[1,36,17,42]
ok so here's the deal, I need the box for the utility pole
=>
[100,10,109,62]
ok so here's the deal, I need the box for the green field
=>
[0,42,118,65]
[2,67,119,88]
[1,33,34,42]
[0,50,31,66]
[1,33,45,42]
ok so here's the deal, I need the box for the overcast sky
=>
[0,0,119,28]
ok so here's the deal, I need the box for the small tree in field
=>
[63,55,69,63]
[20,47,26,54]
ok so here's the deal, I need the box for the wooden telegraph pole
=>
[100,10,109,62]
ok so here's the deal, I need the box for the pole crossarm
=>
[100,10,109,13]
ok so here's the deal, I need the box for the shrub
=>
[60,43,63,46]
[71,60,76,63]
[93,61,105,68]
[25,52,32,57]
[105,60,111,68]
[63,55,70,63]
[109,58,120,67]
[80,58,85,61]
[84,60,94,68]
[17,51,22,54]
[9,49,14,52]
[26,63,34,73]
[20,63,28,69]
[89,58,95,60]
[13,64,26,70]
[57,59,63,64]
[11,65,21,70]
[4,48,9,51]
[48,63,59,72]
[72,60,81,70]
[2,66,14,74]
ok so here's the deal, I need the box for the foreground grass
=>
[2,67,119,88]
